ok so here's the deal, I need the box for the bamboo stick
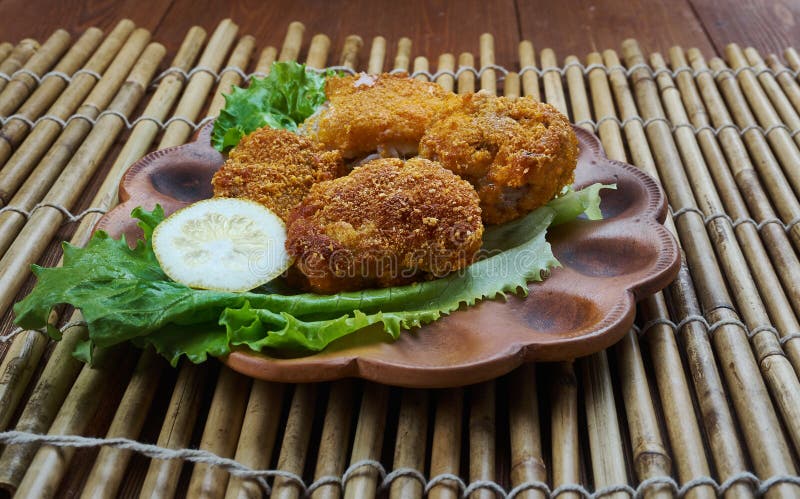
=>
[724,44,800,197]
[389,389,429,499]
[413,56,429,81]
[468,381,496,499]
[657,50,800,370]
[602,47,751,499]
[224,381,286,499]
[186,368,251,498]
[278,21,305,62]
[508,365,546,499]
[564,51,672,498]
[9,44,166,498]
[786,47,800,73]
[479,33,496,94]
[549,363,580,499]
[0,39,38,94]
[668,260,756,499]
[159,18,238,148]
[343,383,388,499]
[686,51,800,254]
[518,41,540,101]
[622,39,800,497]
[436,54,456,92]
[743,48,800,146]
[765,54,800,116]
[367,36,386,74]
[428,389,464,499]
[504,71,520,99]
[585,48,714,499]
[271,384,317,499]
[77,350,163,498]
[0,42,13,64]
[457,53,475,94]
[0,28,151,315]
[0,29,71,116]
[0,25,106,167]
[258,46,278,73]
[339,35,363,70]
[540,49,567,115]
[305,35,329,68]
[310,381,356,499]
[394,37,411,72]
[580,353,630,499]
[207,35,255,117]
[138,364,208,498]
[0,20,134,188]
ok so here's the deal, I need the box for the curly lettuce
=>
[211,61,331,151]
[13,184,613,365]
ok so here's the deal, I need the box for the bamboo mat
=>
[1,17,800,498]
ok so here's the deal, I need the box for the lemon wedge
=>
[152,198,293,292]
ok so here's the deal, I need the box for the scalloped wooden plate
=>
[96,124,679,388]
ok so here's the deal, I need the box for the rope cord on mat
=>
[0,320,86,343]
[2,61,798,89]
[0,204,106,224]
[3,110,798,142]
[2,429,800,497]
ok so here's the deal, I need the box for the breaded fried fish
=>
[419,91,578,224]
[286,157,483,294]
[302,73,460,159]
[211,127,343,222]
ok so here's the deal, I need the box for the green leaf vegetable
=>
[13,184,613,365]
[211,61,330,151]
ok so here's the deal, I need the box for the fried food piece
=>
[302,73,460,159]
[419,91,579,225]
[211,127,343,222]
[286,158,483,294]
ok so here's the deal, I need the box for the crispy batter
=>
[302,73,460,159]
[286,158,484,294]
[211,127,343,222]
[419,91,579,224]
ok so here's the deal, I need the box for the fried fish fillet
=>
[302,72,460,159]
[286,157,483,294]
[419,91,579,224]
[211,127,343,222]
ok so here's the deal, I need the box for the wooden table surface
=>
[0,0,797,69]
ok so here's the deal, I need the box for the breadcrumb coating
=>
[419,91,578,224]
[286,158,484,294]
[211,127,343,222]
[302,73,460,159]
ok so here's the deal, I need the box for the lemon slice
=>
[152,198,293,292]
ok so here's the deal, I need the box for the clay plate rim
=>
[96,124,680,388]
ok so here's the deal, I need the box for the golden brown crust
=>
[304,73,461,159]
[285,158,484,294]
[211,127,343,222]
[418,92,578,224]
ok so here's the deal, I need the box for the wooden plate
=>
[97,124,679,388]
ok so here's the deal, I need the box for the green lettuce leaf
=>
[211,61,331,151]
[13,184,614,365]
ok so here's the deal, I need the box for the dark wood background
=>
[0,0,798,69]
